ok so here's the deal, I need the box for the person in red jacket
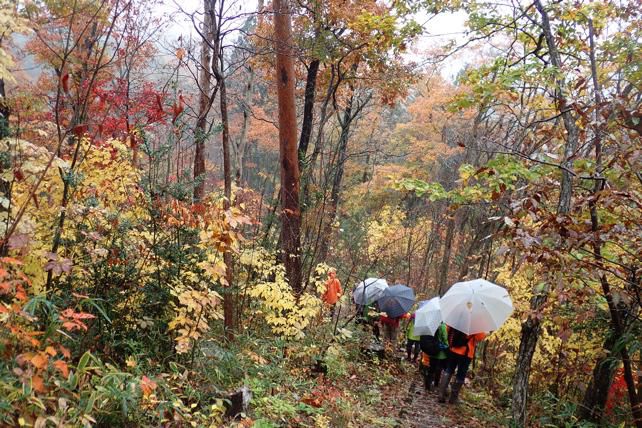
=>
[322,268,342,316]
[437,326,486,404]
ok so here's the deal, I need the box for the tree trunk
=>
[301,67,335,210]
[234,65,253,186]
[273,0,302,294]
[578,333,618,422]
[579,20,642,426]
[194,0,214,202]
[298,59,320,168]
[511,2,580,426]
[437,216,455,295]
[0,77,10,256]
[318,95,353,261]
[218,56,236,339]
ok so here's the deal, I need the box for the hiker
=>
[437,326,486,404]
[357,300,381,341]
[421,322,448,391]
[322,268,342,316]
[405,313,420,363]
[380,313,403,349]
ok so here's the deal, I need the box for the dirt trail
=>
[397,374,455,427]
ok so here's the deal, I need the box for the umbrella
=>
[378,284,415,318]
[414,296,442,336]
[440,278,513,335]
[352,278,388,305]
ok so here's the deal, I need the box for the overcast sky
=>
[161,0,470,79]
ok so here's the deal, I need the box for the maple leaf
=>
[53,360,69,378]
[31,375,46,393]
[44,252,73,275]
[8,233,30,250]
[31,353,48,370]
[140,375,157,397]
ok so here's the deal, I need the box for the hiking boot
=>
[423,372,432,391]
[449,381,464,404]
[437,372,452,403]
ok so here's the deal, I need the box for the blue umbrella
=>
[378,284,415,318]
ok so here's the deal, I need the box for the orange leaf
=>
[53,360,69,378]
[31,375,46,393]
[140,375,157,397]
[59,345,71,358]
[45,346,57,356]
[31,353,48,370]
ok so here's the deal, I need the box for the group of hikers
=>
[321,269,487,405]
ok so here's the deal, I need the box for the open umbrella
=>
[378,284,415,318]
[440,278,513,335]
[414,296,442,336]
[352,278,388,305]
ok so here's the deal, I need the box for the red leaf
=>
[61,73,70,93]
[13,168,24,181]
[72,124,88,138]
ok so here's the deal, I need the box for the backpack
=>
[450,328,469,348]
[419,334,440,356]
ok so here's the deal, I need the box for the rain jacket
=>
[406,314,419,341]
[433,323,449,360]
[380,315,401,328]
[448,327,486,359]
[323,277,342,305]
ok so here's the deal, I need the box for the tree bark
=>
[301,68,335,210]
[578,333,618,422]
[273,0,302,294]
[511,2,580,426]
[579,21,642,426]
[193,0,214,202]
[234,65,253,186]
[298,59,320,168]
[437,216,455,295]
[0,77,10,256]
[317,95,353,261]
[218,58,236,339]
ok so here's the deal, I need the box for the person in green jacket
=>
[424,322,448,390]
[405,313,420,362]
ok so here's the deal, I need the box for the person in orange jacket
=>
[437,326,487,404]
[322,268,342,316]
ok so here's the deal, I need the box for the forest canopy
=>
[0,0,640,426]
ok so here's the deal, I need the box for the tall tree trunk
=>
[301,69,335,209]
[579,333,618,422]
[511,2,580,426]
[234,64,253,186]
[0,77,10,256]
[298,59,320,168]
[194,0,214,202]
[218,58,236,339]
[437,216,455,295]
[273,0,302,294]
[579,20,642,426]
[318,95,353,261]
[210,0,236,339]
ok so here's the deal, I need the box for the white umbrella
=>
[414,296,442,336]
[440,279,513,335]
[352,278,388,305]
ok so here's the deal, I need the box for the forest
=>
[0,0,640,426]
